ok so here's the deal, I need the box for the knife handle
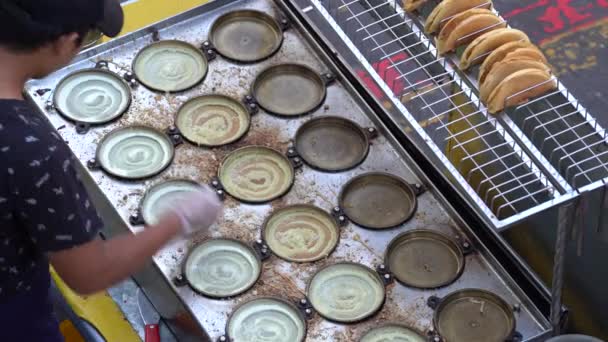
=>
[145,323,161,342]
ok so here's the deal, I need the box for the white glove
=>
[161,185,223,235]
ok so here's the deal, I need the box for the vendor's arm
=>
[10,124,221,295]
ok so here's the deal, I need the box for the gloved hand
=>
[160,185,223,235]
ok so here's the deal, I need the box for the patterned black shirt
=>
[0,100,102,299]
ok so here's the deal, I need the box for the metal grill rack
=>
[306,0,580,230]
[424,3,608,196]
[504,85,608,191]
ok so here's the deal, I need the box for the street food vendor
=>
[0,1,223,340]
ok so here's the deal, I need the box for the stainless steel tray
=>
[24,0,551,340]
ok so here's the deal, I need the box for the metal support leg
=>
[550,200,577,335]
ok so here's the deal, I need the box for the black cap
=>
[1,0,124,37]
[98,0,124,37]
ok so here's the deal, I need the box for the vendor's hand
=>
[160,185,223,235]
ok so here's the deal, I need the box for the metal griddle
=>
[24,0,552,340]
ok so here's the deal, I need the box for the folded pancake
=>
[486,68,556,114]
[479,59,550,102]
[504,47,548,64]
[425,0,493,34]
[478,40,543,83]
[459,28,530,70]
[403,0,430,12]
[436,9,505,55]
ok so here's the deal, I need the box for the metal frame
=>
[22,0,556,339]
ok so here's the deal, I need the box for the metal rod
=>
[439,1,492,24]
[444,121,493,141]
[476,160,527,192]
[516,89,562,111]
[503,77,557,110]
[346,1,390,21]
[565,149,608,181]
[451,130,503,151]
[393,56,444,79]
[399,71,451,94]
[531,109,583,138]
[389,49,437,71]
[496,186,553,216]
[489,174,543,207]
[421,89,467,110]
[408,79,457,100]
[379,39,425,57]
[469,38,528,64]
[550,201,575,335]
[455,21,506,43]
[370,30,419,50]
[466,150,519,182]
[363,19,413,41]
[520,103,590,184]
[434,107,482,130]
[554,132,607,168]
[571,159,608,188]
[540,120,591,152]
[356,11,401,32]
[338,0,359,9]
[460,141,512,165]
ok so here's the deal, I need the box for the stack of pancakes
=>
[402,0,557,113]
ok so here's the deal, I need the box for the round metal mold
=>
[139,179,202,226]
[183,238,262,298]
[339,172,418,229]
[385,229,465,289]
[294,116,370,172]
[53,68,131,125]
[94,125,174,180]
[432,289,516,342]
[218,146,295,203]
[82,29,103,49]
[209,10,283,63]
[262,205,340,263]
[307,262,386,323]
[252,64,327,116]
[132,40,208,92]
[175,94,250,147]
[226,297,307,342]
[360,323,427,342]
